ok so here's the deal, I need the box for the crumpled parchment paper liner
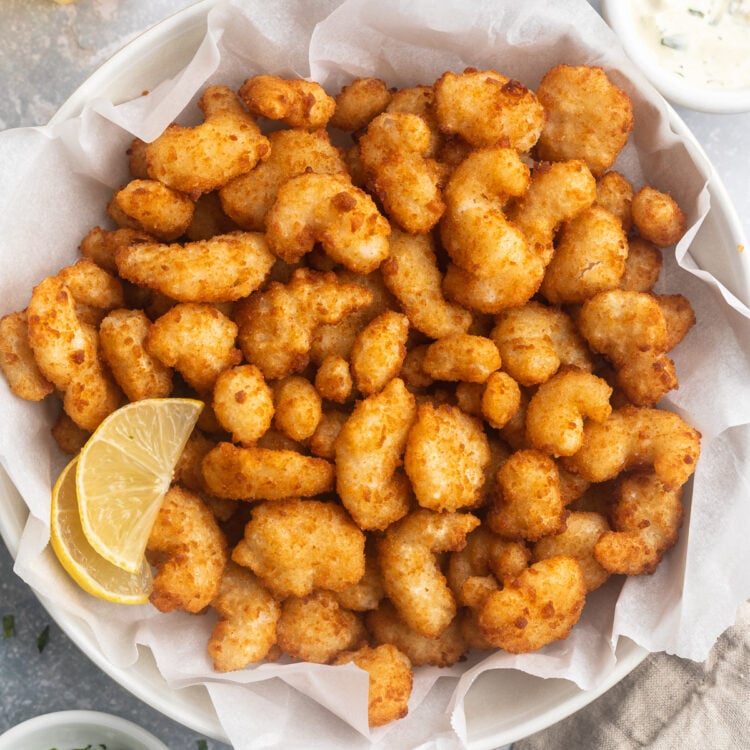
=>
[2,0,750,747]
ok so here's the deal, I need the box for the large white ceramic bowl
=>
[0,2,748,748]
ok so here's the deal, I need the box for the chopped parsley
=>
[688,8,705,16]
[2,614,14,639]
[37,624,50,652]
[197,740,209,750]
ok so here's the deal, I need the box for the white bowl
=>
[602,0,750,113]
[0,711,169,750]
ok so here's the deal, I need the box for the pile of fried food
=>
[0,63,702,727]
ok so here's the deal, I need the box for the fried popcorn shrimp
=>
[232,498,365,598]
[334,541,385,612]
[561,405,700,489]
[219,128,347,231]
[208,561,280,671]
[333,644,413,727]
[174,430,216,495]
[79,226,154,274]
[146,302,240,394]
[334,378,416,530]
[655,293,696,350]
[146,485,228,613]
[115,231,274,303]
[631,186,687,247]
[211,364,274,445]
[490,301,593,387]
[381,229,472,339]
[350,310,410,395]
[525,369,613,457]
[239,74,336,128]
[358,111,446,233]
[108,179,195,242]
[594,472,683,575]
[0,311,53,401]
[405,402,490,512]
[596,170,634,231]
[235,268,373,380]
[265,172,390,273]
[314,354,353,404]
[277,590,365,664]
[533,511,610,592]
[421,334,501,384]
[378,508,480,638]
[540,205,628,304]
[487,449,566,541]
[184,191,239,241]
[202,441,334,501]
[620,237,663,292]
[386,85,442,156]
[476,556,586,653]
[57,259,125,312]
[535,65,633,177]
[146,86,269,198]
[272,375,322,441]
[50,411,90,455]
[330,77,393,131]
[480,371,521,430]
[434,68,546,152]
[99,309,173,401]
[577,289,677,406]
[127,136,149,179]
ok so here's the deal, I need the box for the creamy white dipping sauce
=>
[631,0,750,89]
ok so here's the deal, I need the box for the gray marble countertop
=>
[1,2,749,750]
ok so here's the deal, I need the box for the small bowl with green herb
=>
[0,711,168,750]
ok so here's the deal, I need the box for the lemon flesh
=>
[76,398,203,574]
[50,456,153,604]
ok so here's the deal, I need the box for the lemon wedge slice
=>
[50,456,153,604]
[76,398,203,574]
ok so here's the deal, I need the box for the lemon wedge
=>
[76,398,203,574]
[50,456,153,604]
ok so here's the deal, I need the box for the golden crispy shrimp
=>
[115,231,274,303]
[239,74,336,128]
[334,540,385,612]
[211,364,274,445]
[232,498,365,598]
[314,354,353,404]
[334,377,416,531]
[57,259,125,312]
[481,370,522,430]
[476,556,586,653]
[535,65,633,177]
[404,402,490,512]
[561,404,701,489]
[421,333,501,384]
[377,508,480,638]
[201,441,334,501]
[620,237,663,292]
[350,310,410,396]
[358,111,446,233]
[525,369,613,457]
[434,68,546,152]
[333,644,413,727]
[146,485,228,613]
[184,191,239,241]
[79,226,154,274]
[208,561,280,672]
[330,77,393,131]
[265,172,391,273]
[146,85,270,197]
[655,293,696,350]
[174,430,216,496]
[0,311,54,401]
[272,375,322,441]
[631,186,687,247]
[596,170,634,232]
[50,411,89,455]
[386,84,442,157]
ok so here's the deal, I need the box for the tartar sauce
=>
[631,0,750,89]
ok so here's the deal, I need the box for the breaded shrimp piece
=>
[631,186,687,247]
[239,75,336,128]
[334,540,385,612]
[620,237,663,292]
[212,364,274,445]
[146,485,228,613]
[481,370,522,430]
[79,226,155,274]
[265,172,390,273]
[331,77,394,132]
[334,378,417,531]
[0,311,54,401]
[232,498,366,598]
[184,191,239,241]
[146,85,270,197]
[350,310,410,396]
[333,644,413,727]
[115,231,275,303]
[201,441,334,501]
[434,68,546,152]
[314,355,353,404]
[272,375,322,441]
[57,259,125,312]
[654,293,696,350]
[421,334,501,384]
[50,411,90,455]
[386,85,442,157]
[378,508,479,638]
[596,170,634,231]
[146,302,241,394]
[535,65,633,177]
[309,408,349,459]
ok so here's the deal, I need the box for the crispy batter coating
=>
[314,354,353,404]
[265,172,390,273]
[421,333,501,384]
[386,85,442,156]
[272,375,322,441]
[330,77,393,131]
[596,170,634,232]
[208,561,280,671]
[404,402,490,512]
[309,408,349,460]
[334,540,385,612]
[0,311,54,401]
[232,498,365,598]
[184,191,239,241]
[631,186,687,247]
[146,485,228,613]
[50,410,90,455]
[146,85,270,197]
[57,259,125,312]
[333,644,413,727]
[476,556,586,653]
[212,364,274,445]
[535,65,633,177]
[655,293,696,350]
[481,371,522,430]
[239,75,336,128]
[115,231,274,303]
[620,237,663,292]
[79,226,154,274]
[350,310,410,396]
[334,378,416,530]
[202,441,334,501]
[174,430,216,495]
[377,508,480,638]
[561,405,701,489]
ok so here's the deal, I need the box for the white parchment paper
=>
[2,1,750,748]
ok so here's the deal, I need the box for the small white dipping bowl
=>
[0,710,169,750]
